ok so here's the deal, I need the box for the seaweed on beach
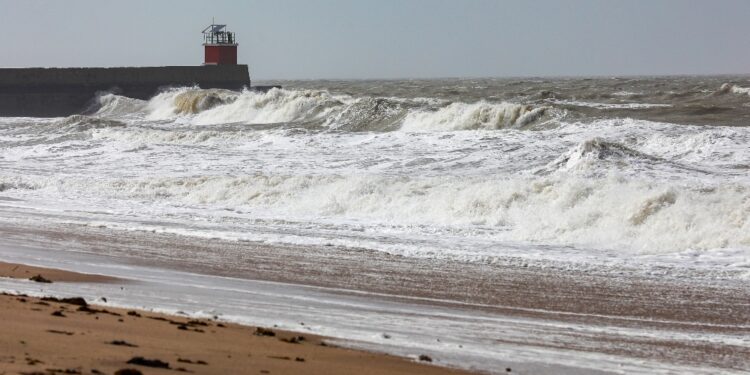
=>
[126,356,170,369]
[29,274,52,283]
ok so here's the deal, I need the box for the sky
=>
[1,0,749,79]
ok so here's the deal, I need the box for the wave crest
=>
[28,173,750,253]
[132,87,554,132]
[325,97,410,131]
[173,89,238,114]
[401,101,549,131]
[54,115,126,132]
[94,93,147,117]
[146,88,342,125]
[541,138,659,174]
[718,83,750,96]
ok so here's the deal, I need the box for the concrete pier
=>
[0,65,251,117]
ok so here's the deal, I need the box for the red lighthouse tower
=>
[202,23,238,65]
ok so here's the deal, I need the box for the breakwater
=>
[0,65,251,117]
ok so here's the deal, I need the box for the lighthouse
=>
[0,21,274,116]
[202,23,238,65]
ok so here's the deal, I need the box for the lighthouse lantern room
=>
[202,23,238,65]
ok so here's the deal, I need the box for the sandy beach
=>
[0,221,748,375]
[0,262,473,375]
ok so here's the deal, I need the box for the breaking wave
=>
[401,101,549,131]
[53,115,126,132]
[8,115,128,141]
[146,88,342,125]
[539,138,661,174]
[131,87,554,131]
[94,93,147,117]
[5,77,750,273]
[324,97,412,132]
[718,83,750,97]
[7,173,748,253]
[172,89,238,114]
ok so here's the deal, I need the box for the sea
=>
[1,76,749,374]
[1,76,748,274]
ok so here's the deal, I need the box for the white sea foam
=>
[145,87,342,125]
[134,87,553,131]
[92,127,261,145]
[95,93,147,117]
[2,169,748,257]
[540,138,657,173]
[401,101,549,131]
[549,99,671,109]
[611,91,643,97]
[719,83,750,96]
[2,84,750,273]
[4,79,750,375]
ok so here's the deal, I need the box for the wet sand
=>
[0,219,749,374]
[0,264,472,375]
[0,261,119,283]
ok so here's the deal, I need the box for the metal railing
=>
[203,31,236,45]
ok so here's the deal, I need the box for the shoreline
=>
[0,261,475,375]
[0,222,748,374]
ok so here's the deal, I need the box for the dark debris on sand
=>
[77,305,121,316]
[280,335,306,344]
[147,315,209,332]
[109,340,138,347]
[126,356,170,369]
[41,297,87,307]
[47,329,74,335]
[254,327,276,337]
[177,358,208,365]
[267,355,291,360]
[418,354,433,362]
[114,369,143,375]
[176,324,205,333]
[44,368,82,374]
[29,274,52,283]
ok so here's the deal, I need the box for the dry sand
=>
[0,263,474,375]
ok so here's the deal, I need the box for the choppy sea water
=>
[1,77,749,276]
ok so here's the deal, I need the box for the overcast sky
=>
[1,0,749,79]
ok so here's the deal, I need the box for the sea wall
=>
[0,65,251,117]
